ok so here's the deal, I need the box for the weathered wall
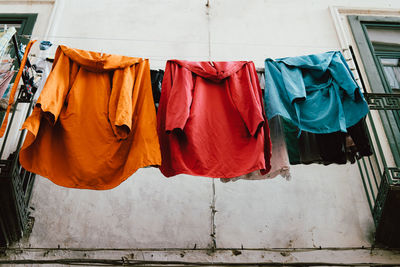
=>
[1,0,400,264]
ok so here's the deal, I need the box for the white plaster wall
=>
[0,0,54,54]
[28,169,213,249]
[1,0,400,262]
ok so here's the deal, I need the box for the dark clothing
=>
[347,117,373,158]
[299,131,323,164]
[315,131,347,165]
[282,117,301,165]
[150,69,164,111]
[316,117,372,165]
[283,117,372,165]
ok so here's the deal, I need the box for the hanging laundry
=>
[283,117,372,165]
[32,58,52,101]
[1,82,12,99]
[0,58,13,74]
[265,51,373,165]
[150,69,163,111]
[345,135,358,164]
[0,39,36,137]
[266,116,290,179]
[158,60,271,178]
[298,131,323,165]
[281,117,301,165]
[39,40,52,51]
[257,70,266,93]
[220,115,290,183]
[0,27,16,58]
[264,51,369,134]
[0,70,14,99]
[0,27,16,129]
[221,72,290,183]
[257,70,265,90]
[315,117,372,164]
[281,118,323,165]
[20,45,161,190]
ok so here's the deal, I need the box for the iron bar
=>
[357,160,374,214]
[367,156,380,189]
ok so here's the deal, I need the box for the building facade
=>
[1,0,400,265]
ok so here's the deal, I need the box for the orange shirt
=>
[20,46,161,190]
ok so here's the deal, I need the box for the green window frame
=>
[348,15,400,166]
[0,13,37,42]
[0,13,38,84]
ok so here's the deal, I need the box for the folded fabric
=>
[158,60,271,178]
[20,45,161,190]
[265,51,369,134]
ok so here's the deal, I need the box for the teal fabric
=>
[264,51,369,134]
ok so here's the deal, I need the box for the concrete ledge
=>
[1,247,400,265]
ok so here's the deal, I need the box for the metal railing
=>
[357,93,400,245]
[0,34,36,248]
[348,46,400,244]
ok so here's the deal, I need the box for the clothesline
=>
[15,47,373,189]
[26,52,357,72]
[1,34,374,189]
[17,36,360,84]
[18,34,339,50]
[28,54,207,62]
[26,52,355,64]
[12,33,358,67]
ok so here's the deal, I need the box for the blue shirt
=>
[264,51,369,134]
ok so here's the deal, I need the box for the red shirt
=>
[157,60,271,178]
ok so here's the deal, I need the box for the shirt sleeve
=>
[109,64,136,140]
[329,51,360,101]
[164,62,194,133]
[279,63,306,104]
[228,62,265,137]
[35,46,71,125]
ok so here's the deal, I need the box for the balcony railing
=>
[358,92,400,246]
[0,34,36,248]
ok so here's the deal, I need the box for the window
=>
[348,16,400,166]
[0,13,37,37]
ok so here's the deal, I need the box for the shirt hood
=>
[60,45,142,72]
[266,51,338,72]
[170,60,249,82]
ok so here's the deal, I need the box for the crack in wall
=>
[206,0,212,62]
[205,0,217,252]
[210,179,217,251]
